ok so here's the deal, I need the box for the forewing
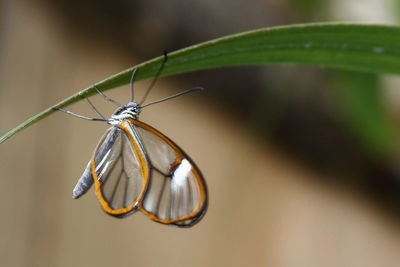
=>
[130,119,207,227]
[91,125,149,218]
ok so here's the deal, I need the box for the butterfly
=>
[58,55,207,227]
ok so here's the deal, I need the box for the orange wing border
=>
[129,118,208,227]
[91,124,150,217]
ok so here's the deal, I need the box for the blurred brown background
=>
[1,1,400,266]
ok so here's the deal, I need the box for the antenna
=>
[139,51,168,105]
[141,87,204,108]
[130,69,138,102]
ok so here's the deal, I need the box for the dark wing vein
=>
[109,165,124,204]
[154,171,167,215]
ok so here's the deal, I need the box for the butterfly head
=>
[125,102,141,115]
[109,102,141,125]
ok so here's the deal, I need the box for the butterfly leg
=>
[55,98,107,122]
[93,86,123,107]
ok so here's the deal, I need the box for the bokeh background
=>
[1,1,400,266]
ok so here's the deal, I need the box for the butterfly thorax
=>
[108,102,141,126]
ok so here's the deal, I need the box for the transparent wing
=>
[129,119,208,227]
[90,126,149,218]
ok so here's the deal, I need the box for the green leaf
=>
[2,23,400,144]
[330,71,396,157]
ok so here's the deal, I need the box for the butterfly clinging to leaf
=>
[57,54,207,227]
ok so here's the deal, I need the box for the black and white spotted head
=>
[108,102,141,125]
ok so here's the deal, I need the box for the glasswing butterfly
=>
[58,54,207,227]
